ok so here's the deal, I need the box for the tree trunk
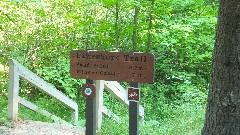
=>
[132,2,139,52]
[146,0,154,53]
[202,0,240,134]
[115,1,119,49]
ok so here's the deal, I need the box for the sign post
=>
[129,82,140,135]
[82,79,96,135]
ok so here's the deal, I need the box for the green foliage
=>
[0,0,217,85]
[0,96,8,126]
[103,91,128,116]
[36,59,85,99]
[0,70,8,96]
[143,103,205,135]
[99,116,129,135]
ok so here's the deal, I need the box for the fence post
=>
[8,59,20,120]
[71,108,78,124]
[95,80,104,131]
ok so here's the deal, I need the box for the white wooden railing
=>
[8,58,144,129]
[8,59,78,124]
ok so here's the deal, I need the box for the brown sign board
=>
[70,50,154,83]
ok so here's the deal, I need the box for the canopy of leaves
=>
[0,0,218,122]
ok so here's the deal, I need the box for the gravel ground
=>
[0,120,85,135]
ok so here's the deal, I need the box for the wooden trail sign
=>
[70,50,154,83]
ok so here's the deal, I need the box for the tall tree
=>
[132,1,139,51]
[146,0,154,53]
[115,0,119,48]
[202,0,240,134]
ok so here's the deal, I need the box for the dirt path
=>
[0,120,85,135]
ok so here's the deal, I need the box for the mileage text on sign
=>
[70,50,154,83]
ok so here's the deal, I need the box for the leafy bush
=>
[36,59,85,99]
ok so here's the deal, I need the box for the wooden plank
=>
[8,59,20,120]
[104,81,144,119]
[70,50,155,83]
[94,80,104,130]
[18,97,68,124]
[104,81,128,107]
[9,59,78,122]
[102,106,121,122]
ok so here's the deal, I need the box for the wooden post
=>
[94,80,104,131]
[85,79,96,135]
[129,82,140,135]
[8,59,20,120]
[71,109,78,124]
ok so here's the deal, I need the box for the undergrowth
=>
[0,95,205,134]
[0,82,206,135]
[99,102,205,135]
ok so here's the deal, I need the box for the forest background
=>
[0,0,218,134]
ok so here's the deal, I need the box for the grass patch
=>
[99,103,205,135]
[18,105,53,122]
[142,103,205,135]
[99,116,129,135]
[0,95,10,126]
